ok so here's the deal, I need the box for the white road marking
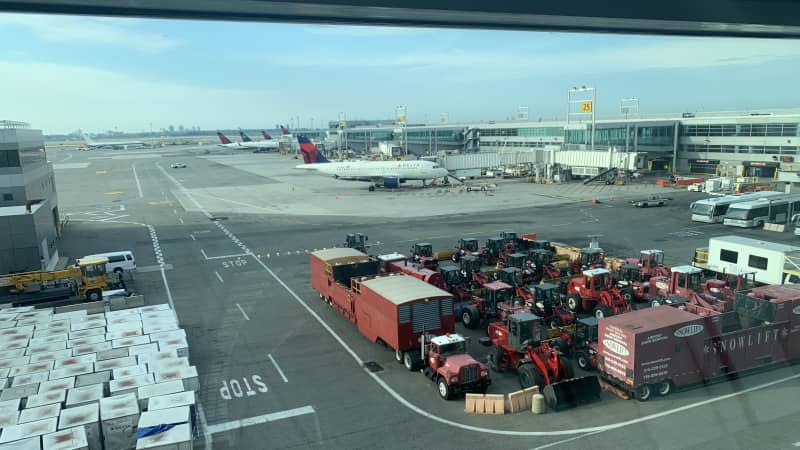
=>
[206,253,249,260]
[97,214,130,222]
[235,303,250,321]
[267,354,288,383]
[196,400,213,449]
[132,163,143,198]
[173,209,177,215]
[793,442,800,447]
[179,217,184,225]
[206,405,314,435]
[137,264,173,273]
[532,431,603,450]
[157,150,800,438]
[200,249,209,260]
[214,271,224,283]
[190,234,196,241]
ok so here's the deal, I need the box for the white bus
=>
[723,193,800,228]
[690,191,783,223]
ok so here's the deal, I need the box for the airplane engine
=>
[383,177,400,189]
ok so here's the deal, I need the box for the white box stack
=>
[58,403,101,450]
[99,394,139,450]
[0,302,198,450]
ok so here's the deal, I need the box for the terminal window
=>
[0,150,21,168]
[2,194,11,201]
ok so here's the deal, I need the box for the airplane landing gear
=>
[368,184,376,192]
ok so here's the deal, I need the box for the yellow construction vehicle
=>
[0,257,109,305]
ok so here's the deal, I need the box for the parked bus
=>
[723,193,800,228]
[689,191,783,223]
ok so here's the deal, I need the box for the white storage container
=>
[9,362,54,378]
[29,351,72,365]
[48,363,93,381]
[65,385,103,409]
[153,368,197,392]
[71,344,110,358]
[135,351,177,369]
[0,408,19,430]
[38,378,75,395]
[53,355,96,371]
[0,358,32,372]
[66,329,105,341]
[12,372,50,388]
[147,359,189,375]
[25,342,66,356]
[1,383,42,402]
[0,417,57,444]
[0,350,25,361]
[146,392,194,412]
[136,381,184,411]
[112,366,147,381]
[111,337,150,350]
[24,389,65,409]
[99,394,139,450]
[58,403,101,450]
[94,357,137,373]
[18,404,61,424]
[151,338,187,358]
[43,426,88,450]
[127,345,158,359]
[66,336,105,349]
[0,436,39,450]
[137,406,189,429]
[109,374,154,397]
[105,329,142,341]
[28,335,68,347]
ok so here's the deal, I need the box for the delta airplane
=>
[294,136,448,191]
[238,130,279,151]
[82,134,145,149]
[216,132,278,151]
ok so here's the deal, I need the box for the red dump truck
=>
[598,284,800,401]
[311,248,455,368]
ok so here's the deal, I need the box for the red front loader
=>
[565,268,632,319]
[480,312,601,410]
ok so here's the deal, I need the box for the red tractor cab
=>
[565,268,632,319]
[481,312,600,409]
[344,233,368,253]
[460,280,514,328]
[527,283,576,329]
[422,333,491,400]
[528,249,563,281]
[452,238,481,262]
[484,237,505,264]
[411,242,438,270]
[495,267,525,288]
[572,247,605,273]
[501,231,520,249]
[637,249,669,278]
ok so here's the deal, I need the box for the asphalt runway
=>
[50,145,800,450]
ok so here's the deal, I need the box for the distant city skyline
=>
[1,13,799,134]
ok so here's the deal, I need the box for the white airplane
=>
[216,132,278,151]
[239,130,279,152]
[294,136,449,191]
[82,134,145,149]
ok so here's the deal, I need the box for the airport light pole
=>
[567,86,596,151]
[620,98,639,153]
[396,105,407,157]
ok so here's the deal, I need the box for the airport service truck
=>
[598,284,800,401]
[310,248,490,399]
[693,235,800,285]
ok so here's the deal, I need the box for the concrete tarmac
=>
[49,145,800,450]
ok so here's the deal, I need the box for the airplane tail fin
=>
[217,132,233,144]
[239,130,253,142]
[280,125,290,135]
[262,131,272,140]
[298,135,329,164]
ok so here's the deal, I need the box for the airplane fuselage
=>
[297,160,448,181]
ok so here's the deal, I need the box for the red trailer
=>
[598,284,800,401]
[310,249,456,370]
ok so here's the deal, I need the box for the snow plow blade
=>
[542,376,601,411]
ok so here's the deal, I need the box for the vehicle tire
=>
[650,298,662,308]
[368,185,375,192]
[635,384,652,401]
[437,377,452,400]
[394,349,403,364]
[549,317,561,330]
[466,186,472,192]
[594,305,613,319]
[404,350,421,371]
[566,294,582,313]
[621,290,633,303]
[561,358,575,379]
[86,289,101,302]
[656,380,672,397]
[461,305,480,329]
[658,202,664,207]
[114,267,123,275]
[517,364,538,389]
[454,306,464,323]
[576,351,591,371]
[488,346,504,372]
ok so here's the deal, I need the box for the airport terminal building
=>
[335,108,800,179]
[0,121,61,273]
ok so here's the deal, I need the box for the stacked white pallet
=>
[0,304,198,450]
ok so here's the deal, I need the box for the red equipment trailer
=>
[310,249,455,370]
[598,284,800,401]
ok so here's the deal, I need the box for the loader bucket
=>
[542,376,601,411]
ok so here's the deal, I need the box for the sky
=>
[1,13,800,135]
